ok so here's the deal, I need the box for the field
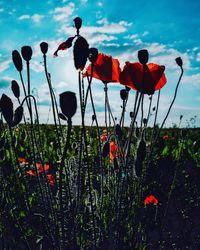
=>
[1,17,200,250]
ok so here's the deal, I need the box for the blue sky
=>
[0,0,200,127]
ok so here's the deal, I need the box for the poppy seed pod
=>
[138,49,149,65]
[120,89,127,101]
[88,48,98,63]
[40,42,48,55]
[0,94,13,127]
[59,91,77,119]
[21,46,33,61]
[73,36,89,70]
[12,50,23,72]
[73,17,82,30]
[175,57,183,67]
[11,80,20,99]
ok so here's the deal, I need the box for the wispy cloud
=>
[50,3,75,23]
[18,14,44,24]
[0,59,12,73]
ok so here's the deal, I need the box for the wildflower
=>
[144,195,158,205]
[18,157,29,164]
[47,174,55,186]
[119,62,166,95]
[162,135,169,140]
[100,129,108,142]
[85,53,121,83]
[110,140,117,163]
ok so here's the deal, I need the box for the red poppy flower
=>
[119,62,166,95]
[144,195,158,205]
[110,141,117,162]
[47,174,55,186]
[84,53,121,83]
[163,135,169,140]
[18,157,29,164]
[26,170,36,177]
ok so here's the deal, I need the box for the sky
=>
[0,0,200,127]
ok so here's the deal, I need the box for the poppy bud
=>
[88,48,98,63]
[40,42,48,55]
[0,94,13,126]
[180,114,183,120]
[102,141,110,158]
[73,17,82,30]
[59,91,77,119]
[120,89,127,101]
[92,114,96,121]
[73,36,89,70]
[11,80,20,99]
[115,124,122,139]
[21,46,33,61]
[175,57,183,67]
[12,50,23,72]
[12,106,24,127]
[152,106,156,111]
[130,112,134,118]
[138,49,149,64]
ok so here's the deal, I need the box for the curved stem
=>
[156,67,184,140]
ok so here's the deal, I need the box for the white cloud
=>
[59,19,132,36]
[51,3,75,22]
[32,14,44,24]
[30,61,44,73]
[0,59,12,73]
[98,2,103,6]
[18,15,30,20]
[142,31,149,36]
[89,34,117,46]
[18,14,44,24]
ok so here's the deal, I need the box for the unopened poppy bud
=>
[73,36,89,70]
[92,114,96,121]
[21,46,33,61]
[0,94,13,127]
[152,106,156,111]
[130,112,134,118]
[138,49,149,64]
[40,42,48,55]
[74,17,82,30]
[11,80,20,99]
[175,57,183,67]
[59,91,77,119]
[12,50,23,72]
[120,89,127,101]
[180,114,183,120]
[88,48,98,63]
